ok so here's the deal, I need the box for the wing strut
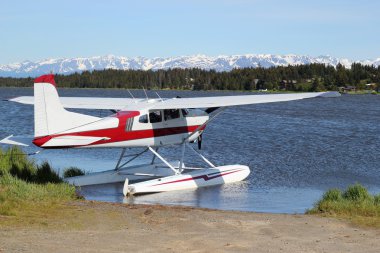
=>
[114,148,149,171]
[186,143,215,168]
[148,147,179,174]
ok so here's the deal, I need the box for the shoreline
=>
[1,200,379,253]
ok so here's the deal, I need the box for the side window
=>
[139,114,148,123]
[164,109,180,121]
[149,110,162,123]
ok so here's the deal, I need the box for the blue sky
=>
[0,0,379,64]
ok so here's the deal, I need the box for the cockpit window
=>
[149,110,162,123]
[164,109,180,121]
[183,109,207,117]
[139,114,148,123]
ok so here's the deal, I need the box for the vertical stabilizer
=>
[34,74,100,137]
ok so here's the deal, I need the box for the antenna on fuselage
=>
[142,86,149,100]
[155,92,163,101]
[126,89,137,103]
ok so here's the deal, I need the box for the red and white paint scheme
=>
[30,74,208,149]
[1,74,340,196]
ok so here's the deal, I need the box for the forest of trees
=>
[0,63,379,92]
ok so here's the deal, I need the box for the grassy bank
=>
[307,184,380,227]
[345,90,379,95]
[0,146,80,217]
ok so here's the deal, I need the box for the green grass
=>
[0,146,80,216]
[345,90,379,95]
[307,184,380,227]
[63,166,86,178]
[1,146,62,183]
[0,174,78,216]
[0,146,36,179]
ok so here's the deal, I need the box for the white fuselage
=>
[33,108,209,149]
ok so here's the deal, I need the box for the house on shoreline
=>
[339,86,356,93]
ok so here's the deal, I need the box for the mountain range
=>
[1,54,379,77]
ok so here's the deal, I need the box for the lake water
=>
[1,87,379,213]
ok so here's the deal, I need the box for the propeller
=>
[197,133,202,150]
[195,107,219,149]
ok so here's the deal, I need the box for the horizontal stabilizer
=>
[41,135,110,147]
[0,135,34,147]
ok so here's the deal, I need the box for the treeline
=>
[0,63,379,91]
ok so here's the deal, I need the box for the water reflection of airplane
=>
[0,74,340,196]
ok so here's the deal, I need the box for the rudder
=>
[33,74,99,137]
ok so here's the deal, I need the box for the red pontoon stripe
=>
[151,169,244,187]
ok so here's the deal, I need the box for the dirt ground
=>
[0,201,379,253]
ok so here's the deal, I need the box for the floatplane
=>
[1,74,340,196]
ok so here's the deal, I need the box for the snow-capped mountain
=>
[0,54,379,77]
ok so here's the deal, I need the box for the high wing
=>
[123,91,341,111]
[7,92,340,111]
[7,96,140,110]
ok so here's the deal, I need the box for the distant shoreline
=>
[1,65,379,93]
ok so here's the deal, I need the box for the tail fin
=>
[34,74,99,137]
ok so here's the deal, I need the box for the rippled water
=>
[1,87,379,213]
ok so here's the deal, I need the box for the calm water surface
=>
[1,87,379,213]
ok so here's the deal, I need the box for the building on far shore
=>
[279,80,297,90]
[365,83,377,90]
[339,86,356,93]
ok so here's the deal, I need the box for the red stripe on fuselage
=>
[33,125,203,149]
[33,110,205,148]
